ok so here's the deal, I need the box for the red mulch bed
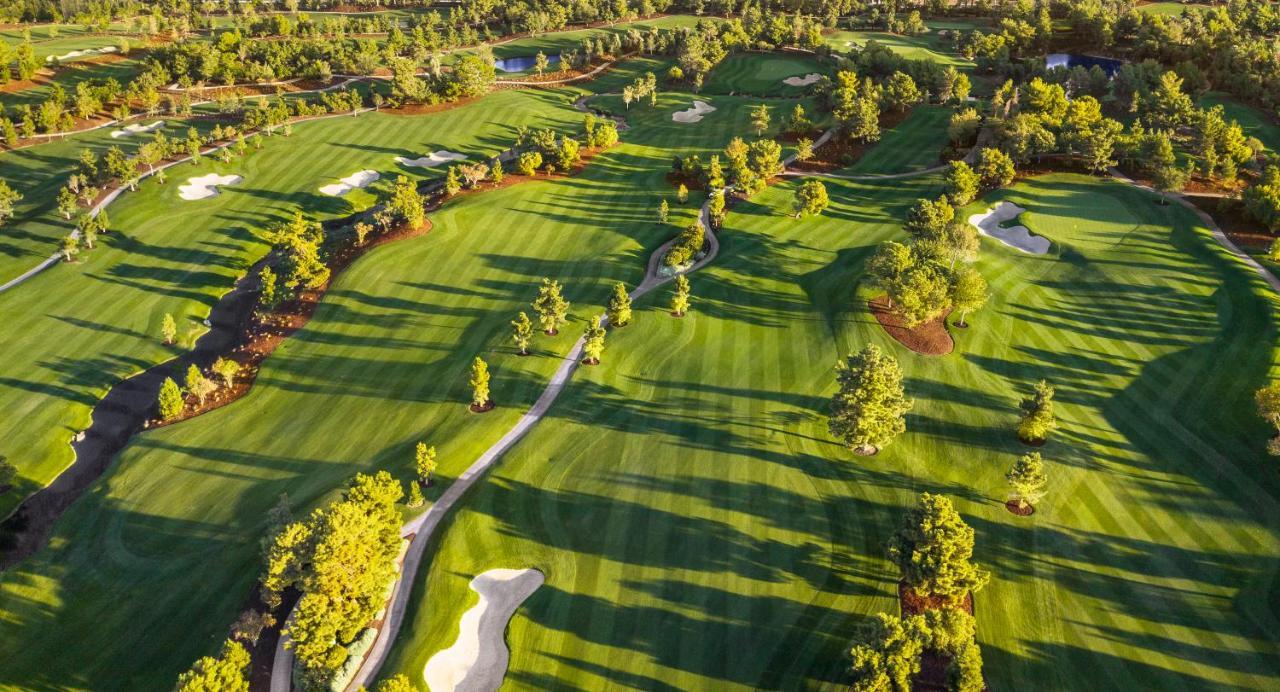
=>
[469,400,495,413]
[868,295,954,356]
[1187,194,1275,249]
[1005,500,1035,516]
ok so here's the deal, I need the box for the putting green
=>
[378,173,1280,690]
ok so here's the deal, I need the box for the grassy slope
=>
[0,90,797,691]
[445,15,699,70]
[1199,91,1280,154]
[0,55,146,109]
[702,52,829,96]
[380,173,1280,690]
[836,104,953,176]
[825,24,974,69]
[0,89,582,519]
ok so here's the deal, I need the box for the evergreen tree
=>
[389,175,425,227]
[511,311,533,355]
[658,198,669,223]
[1007,452,1048,511]
[1255,383,1280,455]
[532,278,570,334]
[174,640,250,692]
[944,161,980,206]
[407,482,425,508]
[607,282,632,326]
[157,377,184,421]
[849,613,925,692]
[375,674,422,692]
[582,315,606,364]
[469,357,491,409]
[887,492,990,601]
[828,345,913,455]
[750,103,770,137]
[671,274,691,316]
[414,442,437,486]
[1017,379,1057,443]
[161,313,177,345]
[444,165,462,196]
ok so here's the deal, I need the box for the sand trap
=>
[424,568,544,692]
[672,100,716,124]
[319,169,380,196]
[47,46,118,63]
[110,121,165,139]
[396,151,467,169]
[968,202,1050,255]
[178,173,242,201]
[783,73,823,87]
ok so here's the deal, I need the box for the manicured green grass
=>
[0,87,803,690]
[0,55,146,109]
[444,15,700,72]
[701,52,830,96]
[24,34,126,61]
[0,89,584,520]
[825,25,973,69]
[834,104,953,176]
[1138,2,1212,16]
[379,172,1280,690]
[1199,91,1280,154]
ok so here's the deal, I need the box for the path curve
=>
[268,127,837,692]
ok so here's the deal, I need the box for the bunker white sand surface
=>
[110,121,165,139]
[424,568,544,692]
[672,100,716,123]
[319,169,380,196]
[47,46,118,63]
[783,73,823,87]
[179,174,242,201]
[396,151,467,168]
[968,202,1050,254]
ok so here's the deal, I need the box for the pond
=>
[494,54,562,73]
[1045,53,1125,77]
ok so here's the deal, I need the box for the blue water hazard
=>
[1045,53,1125,77]
[494,54,562,73]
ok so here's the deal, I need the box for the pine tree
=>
[174,640,250,692]
[1017,380,1056,443]
[887,493,990,602]
[161,313,177,345]
[828,345,913,455]
[469,357,491,410]
[414,442,437,486]
[607,282,632,326]
[157,377,184,421]
[582,315,606,364]
[532,278,570,335]
[658,198,669,223]
[671,274,691,316]
[511,311,533,355]
[1006,452,1048,511]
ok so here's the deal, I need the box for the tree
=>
[671,274,691,316]
[174,640,250,692]
[657,198,669,224]
[1017,379,1056,443]
[582,315,606,364]
[230,610,276,647]
[948,108,982,147]
[943,161,980,206]
[389,175,425,227]
[792,179,829,218]
[0,180,22,227]
[532,278,570,335]
[1007,452,1048,511]
[883,72,921,113]
[184,364,216,406]
[511,311,533,355]
[795,137,814,163]
[212,357,239,387]
[607,282,632,326]
[828,345,913,455]
[1244,167,1280,232]
[849,613,925,692]
[157,377,184,421]
[490,161,504,186]
[57,186,78,220]
[1255,384,1280,455]
[534,51,549,77]
[61,234,80,261]
[469,357,491,410]
[414,442,437,486]
[161,313,177,345]
[375,675,421,692]
[890,262,952,327]
[677,183,689,204]
[976,147,1016,189]
[750,103,770,137]
[887,492,990,601]
[867,241,914,307]
[904,197,954,240]
[516,151,542,176]
[407,482,425,508]
[441,166,461,196]
[950,267,989,327]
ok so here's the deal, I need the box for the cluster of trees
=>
[670,134,781,197]
[155,356,240,422]
[840,41,973,107]
[259,472,405,689]
[663,218,707,268]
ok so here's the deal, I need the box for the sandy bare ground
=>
[47,46,117,63]
[396,151,467,168]
[178,173,242,201]
[672,100,716,123]
[423,569,545,692]
[320,169,380,196]
[968,201,1050,254]
[783,72,822,87]
[110,120,164,138]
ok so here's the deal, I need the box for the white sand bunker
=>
[110,121,165,139]
[783,73,823,87]
[319,169,380,196]
[178,173,242,201]
[425,568,544,692]
[969,202,1050,255]
[396,151,467,168]
[47,46,118,63]
[672,100,716,123]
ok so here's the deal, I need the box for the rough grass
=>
[378,173,1280,690]
[0,85,803,690]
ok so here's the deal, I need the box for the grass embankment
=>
[0,89,582,519]
[0,87,801,690]
[380,173,1280,690]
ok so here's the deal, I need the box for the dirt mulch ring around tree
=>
[868,295,954,356]
[1005,500,1036,516]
